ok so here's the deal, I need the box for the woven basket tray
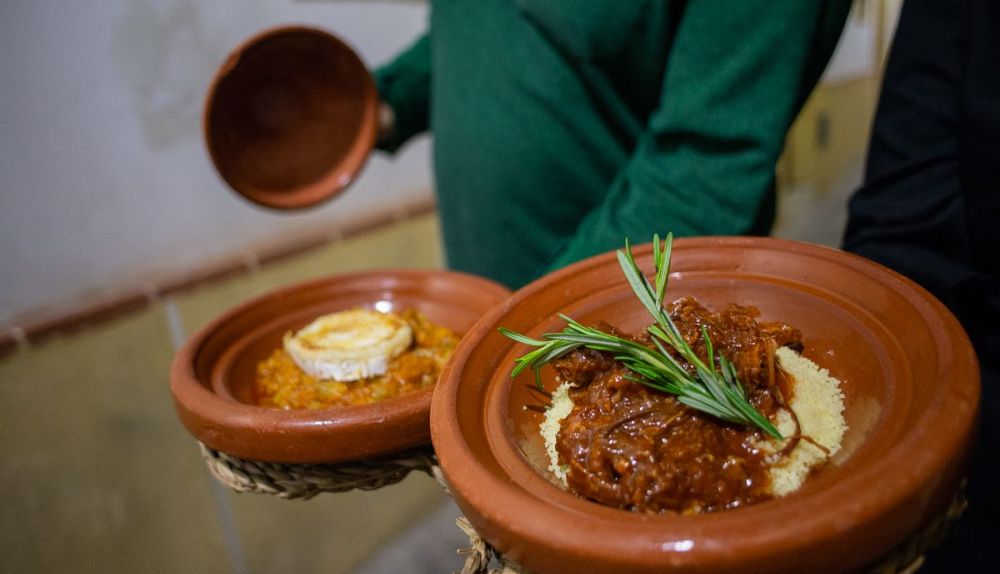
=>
[199,444,964,573]
[199,442,438,500]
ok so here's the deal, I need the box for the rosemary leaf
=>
[499,234,783,440]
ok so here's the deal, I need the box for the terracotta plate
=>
[204,26,377,210]
[431,237,979,574]
[171,269,510,463]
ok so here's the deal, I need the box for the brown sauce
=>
[553,297,802,514]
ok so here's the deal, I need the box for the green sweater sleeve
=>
[373,34,432,153]
[546,0,850,270]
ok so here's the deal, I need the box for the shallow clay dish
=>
[172,269,509,463]
[204,26,377,210]
[431,237,979,574]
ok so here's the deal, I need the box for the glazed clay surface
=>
[171,269,510,463]
[204,26,377,210]
[431,237,979,574]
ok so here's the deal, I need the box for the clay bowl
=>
[204,26,377,210]
[171,269,510,463]
[431,237,979,574]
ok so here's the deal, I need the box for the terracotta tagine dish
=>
[431,237,979,574]
[204,26,377,210]
[171,269,510,464]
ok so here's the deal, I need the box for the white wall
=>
[0,0,431,326]
[821,0,878,85]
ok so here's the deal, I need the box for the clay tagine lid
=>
[171,269,510,464]
[431,237,979,573]
[204,26,378,210]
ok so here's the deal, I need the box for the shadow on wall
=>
[112,0,226,150]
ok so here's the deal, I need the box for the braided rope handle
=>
[199,442,438,500]
[457,517,524,574]
[199,442,965,573]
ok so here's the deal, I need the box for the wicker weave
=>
[199,444,964,573]
[199,442,437,500]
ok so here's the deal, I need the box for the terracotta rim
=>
[171,269,510,463]
[203,25,378,210]
[431,237,979,573]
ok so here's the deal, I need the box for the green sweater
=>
[376,0,851,289]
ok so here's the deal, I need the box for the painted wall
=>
[0,0,431,326]
[0,0,899,329]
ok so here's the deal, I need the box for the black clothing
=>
[843,0,999,569]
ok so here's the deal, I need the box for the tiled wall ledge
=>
[0,197,437,359]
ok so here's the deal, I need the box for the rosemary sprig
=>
[500,233,782,439]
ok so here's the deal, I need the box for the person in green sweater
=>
[376,1,852,289]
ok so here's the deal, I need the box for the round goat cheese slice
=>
[283,308,413,381]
